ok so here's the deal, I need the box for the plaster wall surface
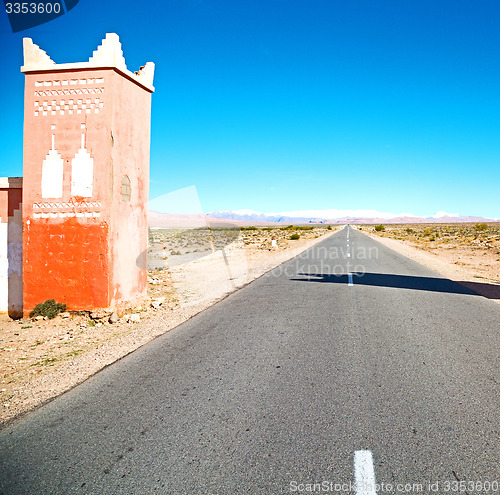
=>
[108,70,151,305]
[8,209,23,318]
[0,222,7,313]
[0,182,23,317]
[22,69,113,313]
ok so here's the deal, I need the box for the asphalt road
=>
[1,226,498,494]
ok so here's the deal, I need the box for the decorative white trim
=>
[33,210,101,219]
[71,131,94,198]
[35,87,104,96]
[22,34,154,92]
[33,201,101,209]
[34,93,103,117]
[41,135,63,199]
[89,33,127,71]
[22,38,55,71]
[135,62,155,88]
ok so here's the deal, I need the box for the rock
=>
[108,312,119,324]
[34,316,44,321]
[127,314,140,323]
[59,312,71,319]
[90,309,113,321]
[151,297,166,310]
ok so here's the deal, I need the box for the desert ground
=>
[0,225,335,424]
[361,222,500,300]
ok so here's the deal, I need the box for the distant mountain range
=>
[149,209,497,228]
[205,209,498,225]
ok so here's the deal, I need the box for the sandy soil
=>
[0,226,337,425]
[358,223,500,302]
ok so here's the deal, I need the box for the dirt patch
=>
[0,226,337,425]
[358,223,500,301]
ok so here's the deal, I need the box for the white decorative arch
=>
[41,127,63,198]
[71,125,93,197]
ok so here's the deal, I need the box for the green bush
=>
[475,223,488,231]
[241,226,258,231]
[30,299,66,319]
[290,233,300,240]
[327,225,332,230]
[374,224,385,232]
[405,228,414,234]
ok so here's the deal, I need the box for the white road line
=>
[347,252,351,257]
[354,450,376,495]
[348,273,353,286]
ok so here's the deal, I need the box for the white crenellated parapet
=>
[135,62,155,88]
[21,33,155,92]
[21,38,56,71]
[88,33,127,71]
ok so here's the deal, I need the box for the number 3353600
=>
[5,2,61,14]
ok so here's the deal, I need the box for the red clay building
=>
[21,33,155,314]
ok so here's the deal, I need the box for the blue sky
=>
[1,0,499,218]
